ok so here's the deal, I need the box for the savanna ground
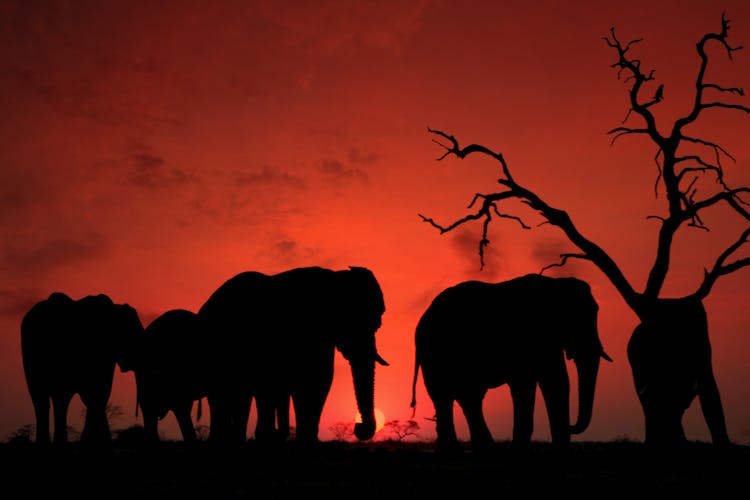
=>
[1,438,748,498]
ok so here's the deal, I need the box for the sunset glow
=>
[1,1,749,446]
[355,408,386,433]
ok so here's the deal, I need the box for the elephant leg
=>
[51,394,71,446]
[230,393,252,443]
[81,399,111,448]
[456,390,492,451]
[433,397,460,454]
[142,409,160,443]
[277,396,290,442]
[291,393,317,445]
[698,368,730,446]
[255,395,277,444]
[207,394,229,445]
[174,403,197,444]
[640,387,688,446]
[31,394,51,446]
[293,375,333,445]
[539,361,571,448]
[509,379,536,448]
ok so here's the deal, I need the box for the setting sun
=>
[355,408,386,433]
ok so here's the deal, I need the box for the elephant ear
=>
[113,303,145,373]
[332,267,386,361]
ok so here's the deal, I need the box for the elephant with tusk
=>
[198,265,389,447]
[411,273,612,452]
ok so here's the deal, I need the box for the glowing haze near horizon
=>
[1,0,749,444]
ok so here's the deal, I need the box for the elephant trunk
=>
[570,355,601,435]
[351,359,376,441]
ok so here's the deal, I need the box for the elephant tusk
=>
[375,352,389,366]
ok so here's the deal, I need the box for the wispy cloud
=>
[0,233,110,279]
[451,228,503,280]
[348,147,379,166]
[126,152,190,189]
[317,159,369,185]
[234,165,307,189]
[0,287,46,319]
[256,236,321,268]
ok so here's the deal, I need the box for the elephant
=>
[135,308,209,445]
[627,297,730,447]
[197,265,389,447]
[410,273,612,452]
[20,292,144,449]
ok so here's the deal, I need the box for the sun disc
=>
[354,408,386,432]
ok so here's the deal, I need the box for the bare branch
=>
[674,155,723,186]
[701,101,750,114]
[674,13,746,133]
[684,187,750,221]
[653,149,663,198]
[428,127,515,182]
[418,212,484,234]
[492,204,532,229]
[681,135,735,164]
[696,226,750,298]
[540,253,592,274]
[702,83,745,96]
[607,126,649,146]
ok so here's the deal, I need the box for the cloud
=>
[0,288,46,319]
[234,165,307,189]
[257,0,430,56]
[348,148,379,166]
[256,237,321,267]
[0,233,110,279]
[451,228,503,280]
[317,159,369,185]
[126,152,190,189]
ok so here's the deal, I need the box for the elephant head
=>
[332,266,388,441]
[553,278,612,436]
[111,303,146,373]
[73,294,145,373]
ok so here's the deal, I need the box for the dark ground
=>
[1,439,748,498]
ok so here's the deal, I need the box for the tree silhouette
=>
[381,419,421,442]
[420,14,748,447]
[329,421,355,442]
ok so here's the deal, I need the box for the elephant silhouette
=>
[411,273,612,452]
[198,266,389,447]
[135,308,209,445]
[21,292,144,449]
[627,297,729,446]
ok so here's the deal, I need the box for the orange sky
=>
[1,0,749,445]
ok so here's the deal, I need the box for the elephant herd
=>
[20,267,631,451]
[21,266,388,450]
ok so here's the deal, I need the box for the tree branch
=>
[673,12,745,134]
[540,253,592,274]
[696,226,750,298]
[424,128,640,309]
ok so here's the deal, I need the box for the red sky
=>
[1,0,749,445]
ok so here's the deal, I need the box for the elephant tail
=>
[410,354,420,419]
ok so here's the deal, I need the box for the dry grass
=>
[2,439,747,498]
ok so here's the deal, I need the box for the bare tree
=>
[420,13,749,447]
[382,419,421,442]
[329,422,355,442]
